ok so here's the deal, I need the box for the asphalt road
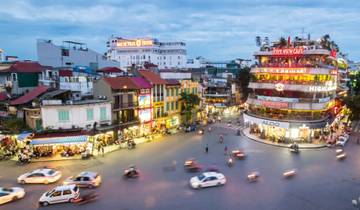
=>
[1,119,360,210]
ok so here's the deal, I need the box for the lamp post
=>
[352,197,360,210]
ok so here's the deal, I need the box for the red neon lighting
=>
[272,48,304,56]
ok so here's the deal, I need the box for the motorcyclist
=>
[219,134,224,143]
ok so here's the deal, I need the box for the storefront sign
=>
[139,109,152,123]
[318,97,331,103]
[261,101,288,109]
[256,68,307,74]
[272,48,304,56]
[117,39,153,47]
[309,86,336,92]
[243,113,290,129]
[0,110,8,117]
[275,83,284,91]
[138,95,151,108]
[154,102,164,107]
[257,95,299,103]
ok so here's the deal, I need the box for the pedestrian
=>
[97,144,101,155]
[205,144,209,153]
[224,145,228,155]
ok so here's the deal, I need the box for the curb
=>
[241,129,327,149]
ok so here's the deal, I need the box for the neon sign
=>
[117,39,153,47]
[272,48,304,56]
[261,101,288,109]
[257,68,307,74]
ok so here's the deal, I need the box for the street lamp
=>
[352,197,360,209]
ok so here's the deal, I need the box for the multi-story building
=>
[40,99,111,130]
[37,39,119,69]
[93,77,140,140]
[0,61,43,95]
[138,70,168,130]
[244,37,341,143]
[164,80,181,129]
[106,37,187,69]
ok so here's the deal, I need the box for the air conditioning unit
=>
[66,100,73,105]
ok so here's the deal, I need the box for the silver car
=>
[63,171,101,188]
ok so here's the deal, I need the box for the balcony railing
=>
[246,108,330,122]
[250,79,333,86]
[113,101,139,110]
[246,97,331,111]
[248,94,331,103]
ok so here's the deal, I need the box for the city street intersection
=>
[1,120,360,210]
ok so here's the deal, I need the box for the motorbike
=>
[231,150,246,160]
[127,141,136,150]
[198,129,204,135]
[123,167,140,178]
[219,136,224,144]
[289,143,299,153]
[283,169,296,178]
[17,154,31,165]
[236,129,241,136]
[227,157,234,167]
[247,172,259,182]
[336,153,346,160]
[208,127,212,132]
[72,192,98,205]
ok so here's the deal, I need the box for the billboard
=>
[139,109,151,123]
[139,95,151,108]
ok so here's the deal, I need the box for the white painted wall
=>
[41,101,112,129]
[37,39,119,69]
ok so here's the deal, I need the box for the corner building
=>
[244,38,341,143]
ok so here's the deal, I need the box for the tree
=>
[235,67,251,101]
[180,92,200,124]
[343,95,360,120]
[1,118,29,134]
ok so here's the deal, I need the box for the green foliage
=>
[180,92,200,123]
[343,95,360,120]
[1,118,29,134]
[235,67,251,101]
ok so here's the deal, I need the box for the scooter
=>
[123,168,140,179]
[336,153,346,160]
[247,172,259,182]
[227,157,234,167]
[283,169,296,178]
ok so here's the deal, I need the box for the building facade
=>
[244,37,341,143]
[106,37,187,69]
[37,39,119,69]
[165,80,181,129]
[41,99,112,130]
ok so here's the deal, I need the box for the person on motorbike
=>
[219,134,224,143]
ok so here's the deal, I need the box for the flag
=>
[287,36,291,46]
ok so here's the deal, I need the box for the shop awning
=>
[17,132,33,141]
[30,135,88,146]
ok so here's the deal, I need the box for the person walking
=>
[205,144,209,153]
[224,145,228,155]
[101,143,105,156]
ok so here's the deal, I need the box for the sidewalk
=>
[26,133,166,162]
[242,128,326,149]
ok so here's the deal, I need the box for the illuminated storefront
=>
[245,37,342,143]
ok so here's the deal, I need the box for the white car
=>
[190,172,226,189]
[0,187,25,205]
[17,168,62,184]
[39,184,79,206]
[63,171,102,188]
[336,135,349,147]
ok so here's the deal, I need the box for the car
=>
[336,135,349,147]
[39,184,80,206]
[63,171,101,188]
[231,149,246,159]
[190,172,226,189]
[0,187,25,205]
[17,168,62,184]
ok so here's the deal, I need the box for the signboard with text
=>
[272,48,304,56]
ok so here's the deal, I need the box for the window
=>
[51,191,62,197]
[175,88,179,96]
[171,102,174,111]
[11,73,17,81]
[87,108,94,121]
[171,88,174,96]
[166,102,170,111]
[100,107,107,121]
[63,190,72,195]
[175,101,179,109]
[58,110,70,122]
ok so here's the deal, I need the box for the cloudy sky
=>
[1,0,360,61]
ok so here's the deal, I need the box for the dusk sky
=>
[1,0,360,61]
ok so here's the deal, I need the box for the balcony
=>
[246,97,332,111]
[254,48,330,56]
[248,82,336,93]
[248,94,331,103]
[251,67,336,75]
[113,101,139,110]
